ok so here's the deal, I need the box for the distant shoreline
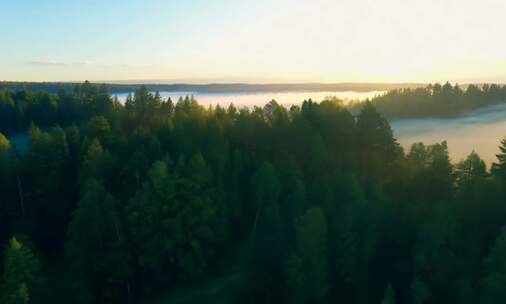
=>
[0,81,425,94]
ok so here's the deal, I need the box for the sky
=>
[2,0,506,83]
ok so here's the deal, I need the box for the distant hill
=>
[0,81,426,94]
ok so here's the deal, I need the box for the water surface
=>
[114,90,384,107]
[391,103,506,164]
[114,89,506,164]
[10,91,506,165]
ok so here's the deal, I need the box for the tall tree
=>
[0,236,40,304]
[355,102,399,183]
[286,207,329,303]
[492,137,506,180]
[455,150,487,190]
[479,226,506,304]
[66,180,131,303]
[127,156,218,285]
[24,126,73,253]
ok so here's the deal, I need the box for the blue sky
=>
[2,0,506,83]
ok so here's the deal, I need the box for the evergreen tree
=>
[127,156,218,282]
[286,207,329,303]
[66,180,131,303]
[480,226,506,304]
[0,236,40,304]
[355,102,399,182]
[381,284,396,304]
[492,137,506,179]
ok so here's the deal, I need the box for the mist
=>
[114,90,383,108]
[391,103,506,164]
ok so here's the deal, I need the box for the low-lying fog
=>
[112,91,506,165]
[114,90,384,107]
[391,103,506,165]
[9,91,506,165]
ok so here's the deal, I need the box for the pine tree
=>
[355,102,399,182]
[286,207,328,303]
[66,180,131,303]
[0,236,40,304]
[127,156,218,281]
[479,226,506,304]
[492,137,506,179]
[455,150,487,191]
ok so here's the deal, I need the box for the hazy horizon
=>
[3,0,506,83]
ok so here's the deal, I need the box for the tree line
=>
[2,82,506,136]
[0,81,424,97]
[352,82,506,119]
[2,82,506,303]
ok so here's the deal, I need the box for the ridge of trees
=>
[2,83,506,303]
[352,82,506,118]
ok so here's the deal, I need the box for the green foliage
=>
[127,156,219,282]
[356,82,506,119]
[24,126,73,253]
[0,236,40,304]
[0,131,11,151]
[1,83,506,303]
[455,150,487,191]
[480,227,506,304]
[66,180,131,303]
[406,141,454,202]
[251,162,281,236]
[411,278,430,304]
[492,137,506,180]
[86,116,111,143]
[381,284,396,304]
[286,207,328,303]
[356,102,399,182]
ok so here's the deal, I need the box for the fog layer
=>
[391,103,506,164]
[114,91,383,108]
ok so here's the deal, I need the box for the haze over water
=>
[114,90,384,108]
[392,104,506,165]
[115,90,506,164]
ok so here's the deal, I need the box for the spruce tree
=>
[492,137,506,179]
[0,237,40,304]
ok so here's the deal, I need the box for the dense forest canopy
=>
[2,82,506,136]
[2,82,506,303]
[352,82,506,119]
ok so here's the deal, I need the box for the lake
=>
[112,90,504,165]
[114,90,384,107]
[9,90,506,165]
[391,103,506,165]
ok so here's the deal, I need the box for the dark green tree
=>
[492,137,506,180]
[479,226,506,304]
[381,284,396,304]
[127,156,218,284]
[286,207,328,303]
[0,236,40,304]
[66,180,131,303]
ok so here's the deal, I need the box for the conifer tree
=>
[0,236,40,304]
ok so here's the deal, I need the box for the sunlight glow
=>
[1,0,506,83]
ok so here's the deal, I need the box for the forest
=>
[2,81,506,303]
[0,81,424,95]
[354,82,506,119]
